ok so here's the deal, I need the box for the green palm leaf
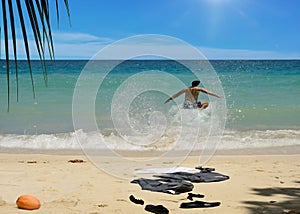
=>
[25,0,47,85]
[7,0,19,103]
[1,0,70,111]
[2,0,10,111]
[16,0,36,100]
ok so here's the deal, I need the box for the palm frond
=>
[25,0,47,85]
[16,0,36,99]
[55,0,59,27]
[7,0,19,102]
[36,0,55,61]
[63,0,71,27]
[1,0,70,111]
[2,0,10,112]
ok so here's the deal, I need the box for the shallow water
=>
[0,60,299,151]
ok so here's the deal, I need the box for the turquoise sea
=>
[0,60,299,151]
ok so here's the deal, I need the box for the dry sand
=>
[0,149,299,213]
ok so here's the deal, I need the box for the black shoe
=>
[187,193,205,201]
[180,201,221,208]
[145,204,169,214]
[129,195,144,205]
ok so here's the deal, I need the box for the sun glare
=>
[207,0,232,5]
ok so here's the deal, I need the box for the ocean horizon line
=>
[1,59,300,62]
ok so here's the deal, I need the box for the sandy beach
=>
[0,149,299,214]
[1,0,300,213]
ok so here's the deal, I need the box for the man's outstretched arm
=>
[164,89,186,104]
[198,88,222,98]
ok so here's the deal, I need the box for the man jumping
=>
[164,80,221,110]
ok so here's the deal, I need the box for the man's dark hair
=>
[191,80,200,87]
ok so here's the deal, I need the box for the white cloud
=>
[53,34,300,59]
[52,32,113,44]
[0,32,112,59]
[54,42,106,58]
[199,46,300,59]
[1,32,300,59]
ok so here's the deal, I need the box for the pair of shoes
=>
[129,195,169,214]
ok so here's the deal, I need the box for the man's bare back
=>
[185,87,200,103]
[164,80,221,110]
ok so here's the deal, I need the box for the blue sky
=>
[4,0,300,59]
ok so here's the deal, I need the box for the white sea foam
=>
[0,129,299,151]
[219,129,300,149]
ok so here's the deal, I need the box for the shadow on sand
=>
[243,183,300,214]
